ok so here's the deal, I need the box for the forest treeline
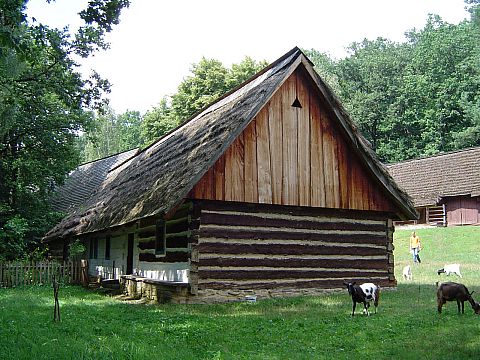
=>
[0,0,478,260]
[79,2,480,164]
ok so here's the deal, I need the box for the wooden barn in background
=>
[388,147,480,227]
[46,48,417,303]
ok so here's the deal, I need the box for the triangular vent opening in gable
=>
[292,97,302,108]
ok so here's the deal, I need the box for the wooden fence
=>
[0,260,86,287]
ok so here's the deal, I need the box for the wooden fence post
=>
[53,274,60,322]
[15,262,19,286]
[81,259,88,287]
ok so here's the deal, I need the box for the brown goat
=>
[436,282,480,314]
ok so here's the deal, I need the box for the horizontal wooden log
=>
[139,251,189,263]
[200,212,386,232]
[166,236,189,249]
[166,222,190,235]
[189,219,201,231]
[198,243,384,256]
[198,269,388,280]
[198,227,387,245]
[138,216,159,228]
[195,199,391,221]
[166,216,190,234]
[189,235,200,245]
[138,230,155,239]
[168,201,194,220]
[198,278,395,290]
[198,257,387,270]
[166,231,191,239]
[138,240,155,250]
[138,237,191,250]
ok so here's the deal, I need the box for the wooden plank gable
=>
[190,67,397,214]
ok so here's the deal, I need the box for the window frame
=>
[89,238,98,259]
[155,219,166,256]
[105,235,111,260]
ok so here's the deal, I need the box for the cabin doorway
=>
[126,233,134,275]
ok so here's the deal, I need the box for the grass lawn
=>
[1,226,479,359]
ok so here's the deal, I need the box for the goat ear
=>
[352,282,356,285]
[342,281,349,286]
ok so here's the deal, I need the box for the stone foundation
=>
[120,275,398,304]
[120,275,190,303]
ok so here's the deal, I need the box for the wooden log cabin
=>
[45,47,417,303]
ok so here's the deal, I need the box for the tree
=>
[141,97,177,146]
[170,58,229,124]
[399,15,480,156]
[0,0,129,260]
[78,108,143,162]
[465,0,480,25]
[141,56,267,145]
[227,56,268,89]
[330,10,479,162]
[453,0,480,147]
[334,38,412,161]
[303,48,339,94]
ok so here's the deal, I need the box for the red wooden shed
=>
[388,147,480,226]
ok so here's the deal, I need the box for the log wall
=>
[189,200,396,299]
[136,202,198,264]
[190,68,396,213]
[79,202,198,283]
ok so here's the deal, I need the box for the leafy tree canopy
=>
[0,0,129,260]
[78,108,143,162]
[307,1,480,163]
[141,56,267,146]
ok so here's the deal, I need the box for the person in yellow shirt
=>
[409,231,422,263]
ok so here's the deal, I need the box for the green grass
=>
[394,226,480,285]
[1,226,480,359]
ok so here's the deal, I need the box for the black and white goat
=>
[343,282,380,316]
[436,282,480,314]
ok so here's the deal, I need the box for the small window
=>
[105,235,111,260]
[155,220,166,255]
[89,238,98,259]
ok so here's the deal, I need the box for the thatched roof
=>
[46,47,417,240]
[387,147,480,207]
[50,148,139,215]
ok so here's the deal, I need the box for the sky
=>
[26,0,470,115]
